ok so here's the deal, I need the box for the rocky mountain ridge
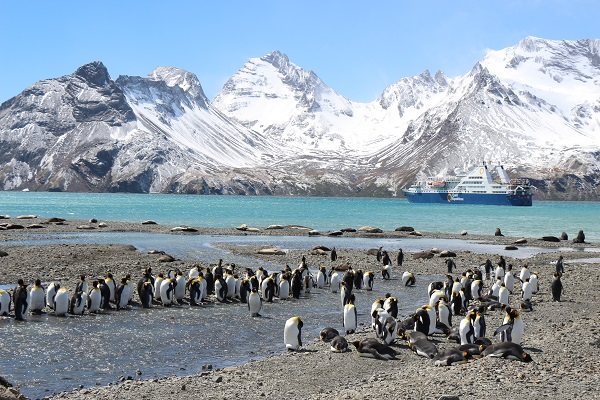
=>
[1,37,599,199]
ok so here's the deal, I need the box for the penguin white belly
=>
[498,287,509,305]
[330,273,340,293]
[29,287,46,312]
[153,278,163,300]
[88,289,102,312]
[522,282,533,301]
[225,276,236,299]
[248,292,262,317]
[279,281,290,300]
[504,273,515,292]
[53,288,69,315]
[0,290,9,316]
[438,304,451,328]
[198,279,207,301]
[401,271,412,286]
[529,275,539,293]
[188,268,199,279]
[511,318,524,345]
[160,280,173,305]
[316,271,325,289]
[343,304,357,334]
[495,267,505,279]
[71,292,87,315]
[106,280,116,302]
[520,269,530,282]
[429,290,444,307]
[284,317,302,350]
[174,277,186,301]
[459,318,473,345]
[46,283,58,310]
[117,286,130,310]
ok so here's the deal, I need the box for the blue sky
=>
[1,0,598,103]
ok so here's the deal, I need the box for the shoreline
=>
[1,218,599,400]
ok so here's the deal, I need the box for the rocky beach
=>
[1,217,599,400]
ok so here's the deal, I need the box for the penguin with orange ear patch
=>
[284,316,303,351]
[482,342,533,362]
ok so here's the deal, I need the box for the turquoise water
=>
[1,192,599,241]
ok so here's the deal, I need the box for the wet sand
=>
[1,217,599,400]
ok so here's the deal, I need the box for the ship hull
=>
[403,191,532,206]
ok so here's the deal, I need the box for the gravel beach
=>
[1,217,599,400]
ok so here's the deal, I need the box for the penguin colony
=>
[2,247,559,367]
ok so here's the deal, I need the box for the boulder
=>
[504,246,519,250]
[0,250,8,257]
[328,231,343,236]
[141,220,157,225]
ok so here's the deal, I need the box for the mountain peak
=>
[148,66,207,100]
[74,61,111,87]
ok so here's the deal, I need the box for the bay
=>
[1,192,599,241]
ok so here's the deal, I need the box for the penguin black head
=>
[17,278,24,285]
[35,279,42,286]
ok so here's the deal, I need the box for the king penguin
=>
[69,290,87,315]
[46,282,60,311]
[53,287,70,316]
[87,281,102,313]
[284,316,303,351]
[29,279,46,315]
[0,289,10,316]
[248,288,262,317]
[343,294,357,334]
[160,278,175,306]
[13,279,30,321]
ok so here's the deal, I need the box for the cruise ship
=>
[402,163,533,206]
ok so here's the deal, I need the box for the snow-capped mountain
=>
[1,37,599,199]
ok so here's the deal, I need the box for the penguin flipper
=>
[493,323,512,336]
[297,331,302,347]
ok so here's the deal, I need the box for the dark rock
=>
[212,376,223,383]
[0,250,8,257]
[141,220,157,225]
[157,254,176,262]
[395,226,415,232]
[495,228,503,236]
[340,227,356,232]
[505,246,519,250]
[89,218,98,223]
[328,231,343,236]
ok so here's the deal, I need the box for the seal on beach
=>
[248,288,262,317]
[352,340,397,360]
[29,279,46,314]
[330,335,349,353]
[343,295,357,334]
[13,279,30,321]
[284,316,303,351]
[482,342,533,362]
[320,327,339,342]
